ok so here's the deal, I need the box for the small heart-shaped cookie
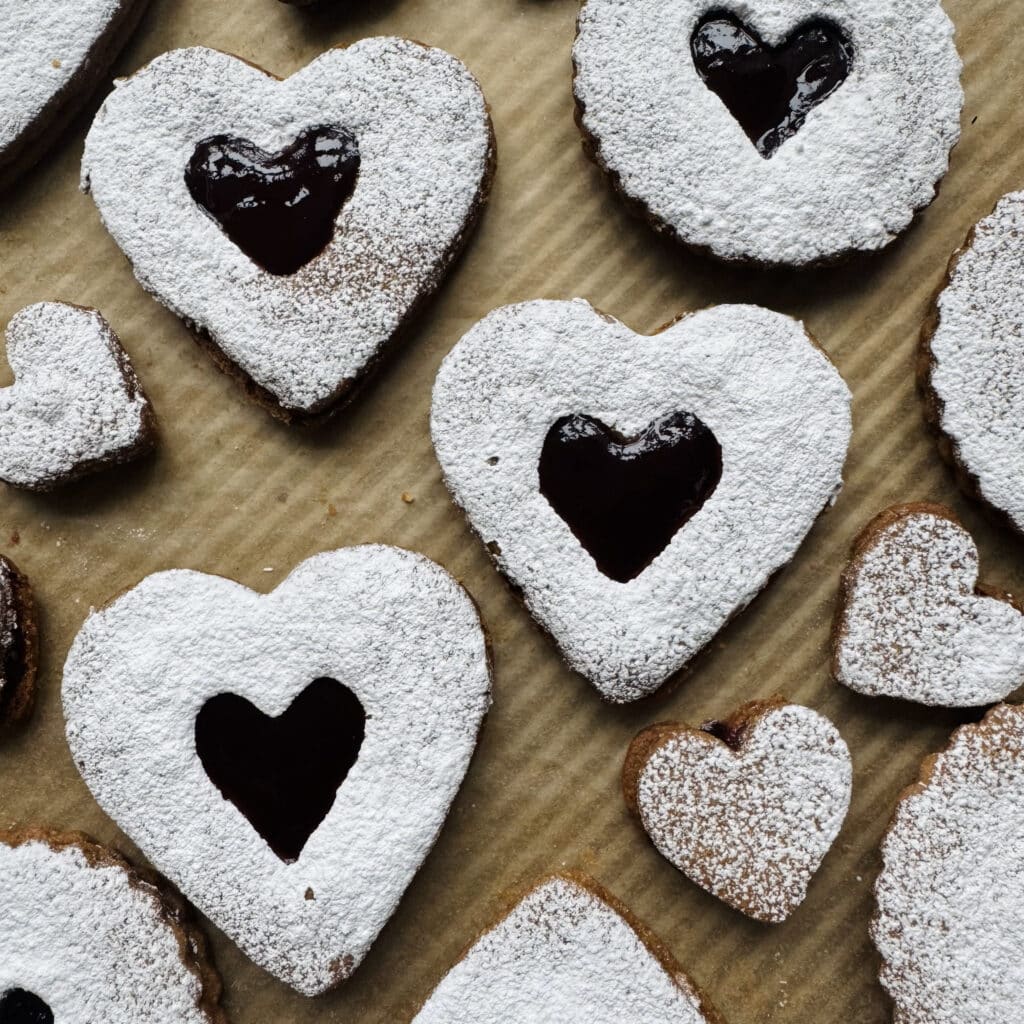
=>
[413,874,723,1023]
[0,556,37,735]
[0,0,147,189]
[431,299,852,702]
[0,827,222,1022]
[0,302,156,490]
[874,703,1024,1024]
[82,39,494,422]
[833,504,1024,706]
[922,190,1024,533]
[624,699,851,922]
[62,545,491,995]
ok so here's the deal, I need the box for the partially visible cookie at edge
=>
[0,555,37,734]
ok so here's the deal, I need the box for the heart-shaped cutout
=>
[413,874,721,1023]
[185,125,360,276]
[0,303,156,490]
[539,412,722,583]
[691,13,853,158]
[833,504,1024,706]
[82,40,494,422]
[196,677,366,862]
[431,299,852,702]
[62,545,491,995]
[0,991,52,1024]
[624,699,852,922]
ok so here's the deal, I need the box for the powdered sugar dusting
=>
[874,703,1024,1024]
[634,703,852,922]
[835,507,1024,706]
[62,545,491,995]
[0,834,214,1022]
[81,40,493,415]
[431,299,852,702]
[413,875,715,1023]
[0,302,152,490]
[928,191,1024,531]
[573,0,962,265]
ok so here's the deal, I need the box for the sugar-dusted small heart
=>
[62,545,490,996]
[431,299,852,702]
[81,39,494,422]
[874,703,1024,1024]
[0,302,156,490]
[833,503,1024,707]
[413,874,723,1023]
[624,699,852,923]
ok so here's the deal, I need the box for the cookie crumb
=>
[401,492,415,504]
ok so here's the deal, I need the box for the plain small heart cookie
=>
[81,39,495,423]
[572,0,962,266]
[874,703,1024,1024]
[833,504,1024,707]
[412,873,723,1024]
[0,302,156,490]
[0,827,223,1022]
[0,0,147,190]
[62,544,491,995]
[431,299,852,702]
[922,191,1024,533]
[623,699,852,923]
[0,556,37,735]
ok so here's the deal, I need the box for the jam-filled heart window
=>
[184,125,360,276]
[691,11,854,158]
[0,990,53,1024]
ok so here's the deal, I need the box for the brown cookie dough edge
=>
[0,825,227,1023]
[0,555,38,733]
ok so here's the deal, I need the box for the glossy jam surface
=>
[538,411,723,583]
[691,13,853,158]
[0,990,53,1024]
[195,677,366,862]
[185,125,360,276]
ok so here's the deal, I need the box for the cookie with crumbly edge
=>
[0,826,225,1022]
[0,555,37,734]
[412,872,726,1024]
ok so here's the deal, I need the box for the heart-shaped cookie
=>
[413,873,723,1023]
[431,299,852,702]
[922,190,1024,534]
[0,302,156,490]
[0,556,37,736]
[0,827,223,1022]
[833,504,1024,707]
[81,39,495,422]
[573,0,962,265]
[624,699,852,922]
[0,0,147,190]
[62,545,491,995]
[874,703,1024,1024]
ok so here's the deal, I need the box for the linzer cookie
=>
[572,0,962,265]
[62,545,491,995]
[0,827,223,1022]
[412,874,724,1023]
[81,39,494,423]
[833,504,1024,707]
[431,299,852,702]
[0,302,156,490]
[0,0,147,190]
[874,703,1024,1024]
[0,556,37,734]
[624,699,852,922]
[922,191,1024,533]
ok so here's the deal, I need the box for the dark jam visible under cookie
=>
[701,718,747,749]
[195,677,366,862]
[0,990,53,1024]
[185,125,360,276]
[538,412,723,583]
[0,572,27,726]
[691,12,853,159]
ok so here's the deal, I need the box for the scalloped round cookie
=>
[922,191,1024,532]
[874,703,1024,1024]
[573,0,962,265]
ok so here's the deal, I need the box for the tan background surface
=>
[0,0,1021,1020]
